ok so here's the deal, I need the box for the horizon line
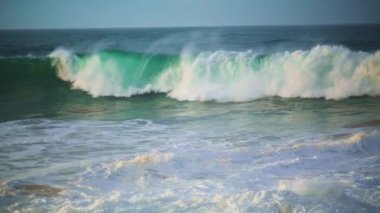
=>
[1,22,380,31]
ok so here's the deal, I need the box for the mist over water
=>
[0,26,380,212]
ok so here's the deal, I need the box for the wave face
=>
[49,45,380,102]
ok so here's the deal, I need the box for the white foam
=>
[211,191,268,211]
[267,132,369,154]
[56,191,120,213]
[109,150,174,171]
[277,177,346,198]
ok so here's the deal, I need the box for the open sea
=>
[0,25,380,212]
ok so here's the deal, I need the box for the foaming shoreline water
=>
[1,116,379,212]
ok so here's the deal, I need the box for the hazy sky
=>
[1,0,380,29]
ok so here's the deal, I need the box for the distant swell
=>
[49,45,380,102]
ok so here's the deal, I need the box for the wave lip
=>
[49,45,380,102]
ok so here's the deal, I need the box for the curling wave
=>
[49,45,380,102]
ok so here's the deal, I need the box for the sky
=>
[1,0,380,29]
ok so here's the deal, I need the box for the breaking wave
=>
[19,45,380,102]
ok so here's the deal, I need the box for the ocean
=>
[0,25,380,212]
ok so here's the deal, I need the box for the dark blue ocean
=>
[0,25,380,212]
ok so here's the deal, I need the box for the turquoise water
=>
[0,26,380,212]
